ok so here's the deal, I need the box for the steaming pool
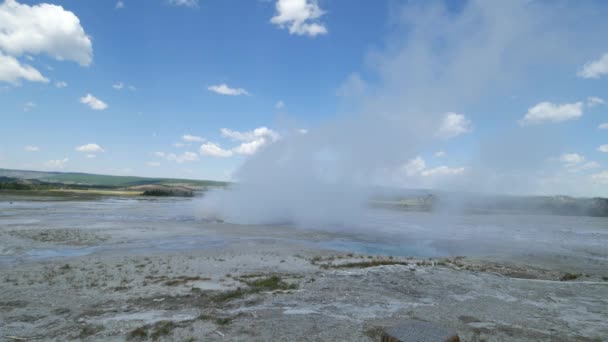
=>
[1,196,607,263]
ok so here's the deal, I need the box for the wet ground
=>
[1,194,607,341]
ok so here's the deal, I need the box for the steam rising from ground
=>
[201,0,608,225]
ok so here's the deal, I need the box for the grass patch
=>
[210,274,298,304]
[127,327,148,340]
[150,321,177,340]
[164,276,210,286]
[560,272,580,281]
[78,324,104,338]
[198,314,235,326]
[243,275,298,291]
[327,260,409,269]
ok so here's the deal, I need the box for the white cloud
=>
[115,1,124,9]
[173,142,187,148]
[519,101,583,125]
[80,93,108,110]
[270,0,327,37]
[560,153,585,165]
[275,100,285,109]
[220,127,280,155]
[208,83,249,96]
[45,158,68,170]
[23,101,35,112]
[590,170,608,184]
[200,143,233,158]
[434,151,446,158]
[297,128,308,135]
[85,154,96,159]
[182,134,205,142]
[577,53,608,79]
[0,51,48,83]
[401,156,465,178]
[146,161,160,167]
[112,82,124,89]
[221,127,280,142]
[421,166,465,177]
[154,151,199,163]
[166,151,199,163]
[55,80,67,88]
[598,123,608,130]
[0,0,93,66]
[559,153,600,173]
[587,96,604,107]
[402,156,426,176]
[598,145,608,153]
[76,143,105,153]
[24,145,39,152]
[232,139,268,156]
[168,0,198,7]
[436,112,472,139]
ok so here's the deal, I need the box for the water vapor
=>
[201,0,608,225]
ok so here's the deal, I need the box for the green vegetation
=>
[127,327,148,340]
[0,168,229,188]
[325,260,409,269]
[560,272,580,281]
[211,275,297,304]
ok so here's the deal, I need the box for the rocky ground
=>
[1,237,607,341]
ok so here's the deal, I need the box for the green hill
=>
[0,168,228,188]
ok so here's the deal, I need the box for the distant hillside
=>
[0,168,229,189]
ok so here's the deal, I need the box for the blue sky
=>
[1,0,608,196]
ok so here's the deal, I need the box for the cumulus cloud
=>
[560,153,585,165]
[76,143,105,153]
[519,101,583,125]
[402,156,426,176]
[577,53,608,79]
[558,153,599,172]
[80,93,108,110]
[168,0,198,7]
[221,127,280,142]
[182,134,205,142]
[270,0,327,37]
[55,81,67,88]
[220,127,280,155]
[598,145,608,153]
[436,112,472,139]
[154,151,199,163]
[112,82,124,90]
[24,145,39,152]
[587,96,605,107]
[200,142,233,158]
[166,151,199,163]
[598,123,608,130]
[23,101,35,112]
[45,158,68,170]
[0,51,48,83]
[402,156,465,178]
[208,83,249,96]
[0,0,92,65]
[590,170,608,184]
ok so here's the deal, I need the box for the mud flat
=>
[1,197,607,341]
